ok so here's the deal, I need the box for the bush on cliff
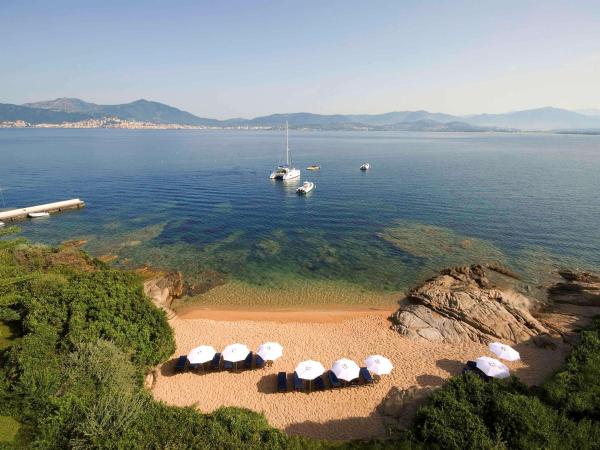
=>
[542,317,600,420]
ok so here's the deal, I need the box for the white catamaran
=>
[269,121,301,181]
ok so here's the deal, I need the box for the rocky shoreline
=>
[390,264,599,347]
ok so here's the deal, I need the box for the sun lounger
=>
[243,352,253,370]
[314,375,325,391]
[293,372,304,391]
[175,355,188,373]
[223,360,234,370]
[210,353,221,370]
[278,372,288,392]
[462,360,490,381]
[255,354,265,369]
[360,367,374,384]
[327,370,341,389]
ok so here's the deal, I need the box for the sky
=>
[1,0,600,118]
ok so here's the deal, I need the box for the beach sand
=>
[152,310,570,441]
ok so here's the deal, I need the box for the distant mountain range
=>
[20,98,220,126]
[2,97,600,132]
[576,109,600,117]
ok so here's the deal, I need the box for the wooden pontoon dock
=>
[0,198,85,222]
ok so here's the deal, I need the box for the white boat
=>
[269,121,301,181]
[28,212,50,218]
[360,163,370,170]
[296,181,315,194]
[306,165,320,171]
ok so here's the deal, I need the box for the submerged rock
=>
[390,265,548,344]
[184,269,227,296]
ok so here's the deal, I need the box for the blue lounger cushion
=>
[463,365,490,382]
[175,355,188,372]
[255,354,265,368]
[294,372,303,391]
[360,367,374,384]
[210,353,221,370]
[244,352,253,369]
[314,376,325,390]
[277,372,287,392]
[327,370,341,388]
[223,360,234,370]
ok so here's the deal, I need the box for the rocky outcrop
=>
[548,270,600,307]
[144,369,158,390]
[390,265,548,344]
[380,385,439,428]
[143,271,184,320]
[535,270,600,342]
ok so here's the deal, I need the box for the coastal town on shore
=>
[0,118,273,130]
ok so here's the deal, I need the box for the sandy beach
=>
[151,310,570,441]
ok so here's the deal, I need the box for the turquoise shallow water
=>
[1,129,599,298]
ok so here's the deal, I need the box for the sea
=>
[1,129,599,307]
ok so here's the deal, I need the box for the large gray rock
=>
[390,265,548,344]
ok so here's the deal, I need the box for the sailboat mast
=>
[285,121,290,166]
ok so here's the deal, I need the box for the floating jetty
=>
[0,198,85,222]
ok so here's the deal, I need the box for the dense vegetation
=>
[0,226,599,449]
[0,229,316,449]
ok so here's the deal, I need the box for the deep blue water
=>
[1,129,599,296]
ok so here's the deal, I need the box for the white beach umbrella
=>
[257,342,283,362]
[222,343,250,363]
[489,342,520,362]
[331,358,360,382]
[187,345,216,365]
[295,360,325,381]
[475,356,510,379]
[364,355,394,376]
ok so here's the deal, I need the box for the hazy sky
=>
[2,0,599,118]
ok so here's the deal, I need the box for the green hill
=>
[0,103,91,124]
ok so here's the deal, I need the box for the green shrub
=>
[542,318,600,420]
[414,373,501,449]
[412,351,600,450]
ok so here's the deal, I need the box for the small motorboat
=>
[306,165,320,171]
[360,163,370,170]
[28,212,50,218]
[296,181,315,195]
